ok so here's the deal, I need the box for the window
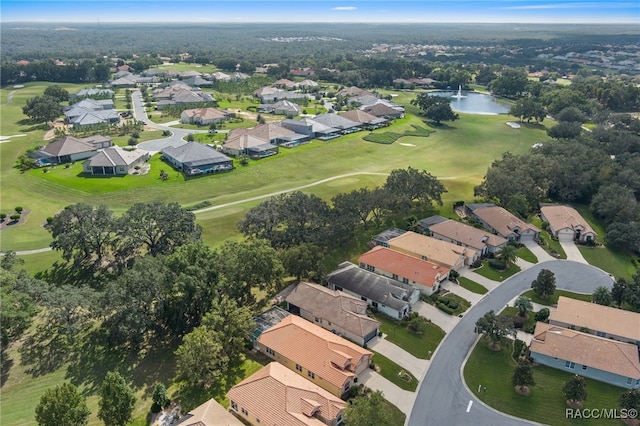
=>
[241,408,248,415]
[627,377,633,385]
[296,364,303,372]
[337,413,343,425]
[371,301,378,308]
[328,321,331,326]
[315,317,321,323]
[335,286,343,291]
[392,274,398,280]
[582,365,587,370]
[366,264,375,272]
[231,401,238,412]
[308,371,315,379]
[596,331,606,337]
[361,296,367,302]
[265,347,275,356]
[402,277,409,284]
[344,382,350,391]
[565,361,575,369]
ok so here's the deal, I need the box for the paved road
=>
[407,260,614,426]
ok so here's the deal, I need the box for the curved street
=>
[407,260,614,426]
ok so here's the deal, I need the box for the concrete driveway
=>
[559,240,589,264]
[523,240,555,262]
[413,300,460,333]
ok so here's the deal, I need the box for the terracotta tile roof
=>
[472,206,540,238]
[388,231,470,268]
[257,316,372,390]
[177,398,243,426]
[550,296,640,342]
[284,282,380,340]
[358,246,449,288]
[226,362,346,426]
[530,322,640,378]
[540,205,596,236]
[428,219,508,251]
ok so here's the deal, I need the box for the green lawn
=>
[578,247,636,282]
[372,313,445,359]
[2,85,549,254]
[436,293,471,316]
[521,289,592,306]
[371,352,418,392]
[500,306,537,332]
[516,246,538,263]
[474,262,521,282]
[464,338,625,426]
[380,397,406,426]
[457,276,488,294]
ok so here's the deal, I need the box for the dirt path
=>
[7,90,15,104]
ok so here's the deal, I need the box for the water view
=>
[431,89,511,115]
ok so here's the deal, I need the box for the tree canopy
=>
[411,94,459,123]
[531,269,556,299]
[35,382,90,426]
[474,310,516,350]
[98,371,136,426]
[343,390,395,426]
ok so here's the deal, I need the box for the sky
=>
[1,0,638,24]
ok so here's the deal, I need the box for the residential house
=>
[227,362,346,426]
[82,146,149,176]
[33,135,112,165]
[361,103,404,119]
[110,76,138,88]
[222,134,279,159]
[339,110,388,129]
[153,81,215,109]
[177,398,243,426]
[244,123,310,147]
[180,108,228,126]
[326,262,420,319]
[258,99,302,116]
[253,86,281,99]
[161,142,234,176]
[387,231,471,271]
[311,113,361,134]
[358,246,450,296]
[285,282,380,346]
[257,89,309,104]
[424,216,508,257]
[466,204,540,242]
[64,98,119,128]
[273,78,296,89]
[280,118,340,140]
[295,79,319,89]
[529,322,640,389]
[182,75,213,87]
[540,205,597,243]
[290,67,315,77]
[70,88,115,99]
[211,71,231,81]
[549,296,640,345]
[256,315,372,398]
[337,86,372,98]
[250,306,291,348]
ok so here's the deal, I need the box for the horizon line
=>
[3,20,638,24]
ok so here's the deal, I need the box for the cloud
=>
[332,6,357,11]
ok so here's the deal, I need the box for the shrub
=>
[512,339,526,361]
[128,137,138,146]
[14,207,23,214]
[512,315,525,329]
[437,302,455,315]
[0,213,6,221]
[10,214,21,221]
[46,216,53,224]
[489,259,507,270]
[524,323,536,334]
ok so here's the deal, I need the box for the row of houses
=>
[529,296,640,389]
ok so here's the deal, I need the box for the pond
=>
[430,90,511,115]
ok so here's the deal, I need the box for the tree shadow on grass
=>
[1,349,15,387]
[425,121,457,130]
[16,118,50,132]
[34,261,99,287]
[19,325,72,377]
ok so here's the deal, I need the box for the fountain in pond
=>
[451,85,466,99]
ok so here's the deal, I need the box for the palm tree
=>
[497,244,518,266]
[592,286,612,306]
[514,295,533,317]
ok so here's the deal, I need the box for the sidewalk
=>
[359,369,416,415]
[367,336,428,379]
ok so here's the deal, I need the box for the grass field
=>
[372,313,445,359]
[1,85,549,254]
[457,276,488,294]
[464,338,625,426]
[521,289,592,306]
[516,245,538,263]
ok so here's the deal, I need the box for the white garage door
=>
[558,230,574,242]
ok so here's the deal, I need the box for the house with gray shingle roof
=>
[161,142,234,176]
[311,113,361,134]
[243,123,310,147]
[280,118,340,140]
[222,134,279,159]
[34,135,112,165]
[258,99,302,116]
[326,261,420,320]
[340,109,388,129]
[83,146,150,176]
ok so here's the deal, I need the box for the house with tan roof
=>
[256,315,372,397]
[466,204,540,242]
[222,134,279,159]
[180,108,228,126]
[529,322,640,389]
[83,146,149,176]
[33,135,112,165]
[244,123,309,147]
[227,362,346,426]
[177,398,243,426]
[423,216,508,257]
[326,262,420,320]
[273,78,296,89]
[540,205,597,243]
[339,110,388,129]
[387,231,470,271]
[361,103,404,119]
[358,246,450,296]
[550,296,640,344]
[285,282,380,346]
